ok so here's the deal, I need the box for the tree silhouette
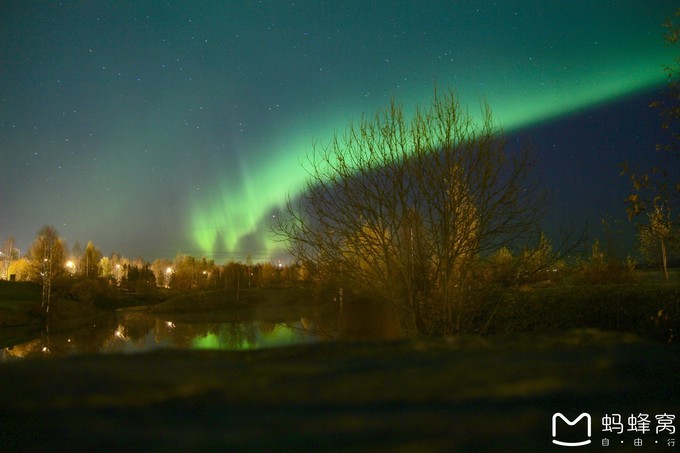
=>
[623,8,679,275]
[27,225,66,313]
[274,90,544,335]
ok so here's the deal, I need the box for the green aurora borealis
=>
[1,1,677,261]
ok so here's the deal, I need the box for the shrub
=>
[67,278,116,308]
[571,241,637,285]
[480,284,679,343]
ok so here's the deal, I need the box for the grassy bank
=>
[2,281,679,449]
[1,329,678,450]
[3,279,678,348]
[0,281,44,350]
[480,283,680,343]
[0,281,42,327]
[147,280,680,343]
[149,286,315,314]
[0,279,166,349]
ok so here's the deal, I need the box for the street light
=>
[164,267,173,288]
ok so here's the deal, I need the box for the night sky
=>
[1,1,676,262]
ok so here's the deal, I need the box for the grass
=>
[2,279,678,449]
[1,328,678,450]
[0,281,44,349]
[479,281,680,342]
[0,280,41,301]
[0,281,42,326]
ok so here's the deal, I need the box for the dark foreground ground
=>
[1,329,679,451]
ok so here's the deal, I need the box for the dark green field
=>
[0,281,41,323]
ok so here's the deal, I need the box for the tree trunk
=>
[660,238,669,282]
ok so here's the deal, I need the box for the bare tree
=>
[27,225,66,313]
[638,204,677,280]
[80,241,102,278]
[1,237,19,279]
[274,90,545,335]
[623,9,678,226]
[622,9,680,281]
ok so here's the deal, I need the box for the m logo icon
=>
[552,413,592,447]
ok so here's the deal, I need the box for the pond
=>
[1,306,320,361]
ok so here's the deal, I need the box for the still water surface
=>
[1,308,318,361]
